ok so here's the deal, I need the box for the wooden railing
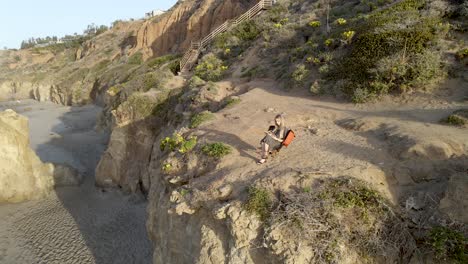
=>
[179,0,274,73]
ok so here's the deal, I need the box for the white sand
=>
[0,100,152,264]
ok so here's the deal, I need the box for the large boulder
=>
[0,109,54,203]
[0,110,82,203]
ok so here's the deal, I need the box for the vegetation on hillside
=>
[245,177,468,263]
[201,142,232,158]
[206,0,467,102]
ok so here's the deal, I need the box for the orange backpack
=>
[282,130,295,147]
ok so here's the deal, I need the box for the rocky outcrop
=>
[0,81,51,102]
[145,136,271,263]
[130,0,257,58]
[95,121,156,193]
[0,110,83,203]
[0,109,54,203]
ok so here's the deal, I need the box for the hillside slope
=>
[0,0,467,263]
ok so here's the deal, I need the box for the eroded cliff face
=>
[95,120,157,193]
[0,21,142,105]
[0,109,54,202]
[0,110,82,203]
[0,0,257,104]
[131,0,257,58]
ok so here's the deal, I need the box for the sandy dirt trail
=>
[191,79,468,204]
[0,100,152,264]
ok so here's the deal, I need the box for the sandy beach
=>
[0,100,152,264]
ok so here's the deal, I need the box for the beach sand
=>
[0,100,152,264]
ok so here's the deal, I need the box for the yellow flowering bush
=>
[309,21,321,27]
[336,18,347,25]
[195,54,227,81]
[341,30,356,43]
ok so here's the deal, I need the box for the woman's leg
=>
[258,142,269,164]
[262,142,270,159]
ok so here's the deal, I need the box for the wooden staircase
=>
[179,0,274,74]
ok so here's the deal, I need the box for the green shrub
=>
[444,114,467,126]
[128,52,143,65]
[351,87,373,103]
[329,0,446,101]
[341,30,356,43]
[125,93,156,119]
[429,227,467,263]
[107,85,123,96]
[309,21,321,27]
[190,111,215,128]
[232,20,260,41]
[315,178,384,209]
[160,133,197,154]
[318,64,330,74]
[335,18,347,25]
[224,97,241,108]
[456,48,468,60]
[162,163,173,172]
[456,2,468,19]
[160,134,183,151]
[244,186,272,221]
[291,64,309,87]
[202,142,231,158]
[147,54,179,68]
[188,76,206,88]
[180,189,190,196]
[194,54,227,81]
[142,72,168,92]
[114,92,164,121]
[269,177,414,264]
[179,136,197,153]
[310,81,323,95]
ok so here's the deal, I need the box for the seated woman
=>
[257,114,286,164]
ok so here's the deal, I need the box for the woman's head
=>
[275,114,285,128]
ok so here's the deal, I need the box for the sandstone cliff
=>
[0,110,83,203]
[131,0,257,58]
[0,0,257,105]
[0,109,54,202]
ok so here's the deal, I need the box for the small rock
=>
[308,126,318,135]
[405,192,426,211]
[217,184,233,200]
[170,190,183,203]
[213,203,231,220]
[168,176,184,184]
[264,107,275,113]
[174,202,196,215]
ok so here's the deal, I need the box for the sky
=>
[0,0,178,49]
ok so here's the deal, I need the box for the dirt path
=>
[193,79,468,204]
[0,100,152,264]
